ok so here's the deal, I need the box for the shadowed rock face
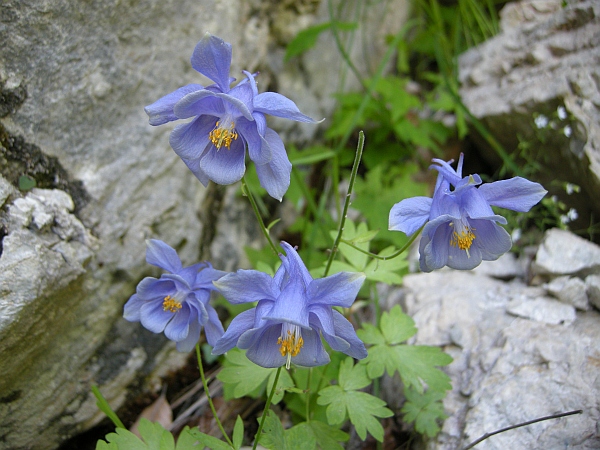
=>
[458,0,600,237]
[0,0,409,448]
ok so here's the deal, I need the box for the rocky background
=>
[0,1,408,449]
[1,0,600,449]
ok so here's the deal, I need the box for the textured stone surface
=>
[533,228,600,276]
[391,263,600,450]
[0,1,410,448]
[458,0,600,233]
[545,275,589,310]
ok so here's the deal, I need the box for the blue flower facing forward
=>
[389,154,547,272]
[124,239,226,352]
[212,242,367,369]
[145,33,320,201]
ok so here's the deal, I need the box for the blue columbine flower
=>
[123,239,227,352]
[389,154,547,272]
[212,242,367,369]
[145,32,320,201]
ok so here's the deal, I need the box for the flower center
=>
[163,295,182,313]
[450,221,476,257]
[277,324,304,369]
[209,120,238,150]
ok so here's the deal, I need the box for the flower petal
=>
[279,242,313,288]
[176,319,201,352]
[245,325,287,368]
[459,186,495,219]
[173,90,224,119]
[307,271,365,308]
[145,84,204,126]
[254,92,320,123]
[190,33,232,92]
[419,216,453,272]
[264,271,309,328]
[214,270,277,304]
[195,263,227,289]
[446,240,483,270]
[254,129,292,201]
[135,277,173,300]
[145,239,182,273]
[164,303,192,342]
[204,305,225,347]
[331,310,367,359]
[180,155,210,186]
[478,177,547,212]
[169,115,214,160]
[123,294,144,322]
[140,300,174,333]
[198,137,246,185]
[214,88,254,121]
[291,328,330,367]
[389,197,432,235]
[471,219,512,261]
[212,308,257,355]
[236,116,271,165]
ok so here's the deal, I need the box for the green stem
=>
[324,131,365,277]
[339,223,425,261]
[305,368,312,423]
[241,176,280,257]
[195,344,233,447]
[253,366,283,450]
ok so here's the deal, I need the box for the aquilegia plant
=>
[389,153,547,272]
[94,29,553,450]
[212,241,367,369]
[145,32,320,200]
[123,239,226,352]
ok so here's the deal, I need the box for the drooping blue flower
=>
[212,242,367,369]
[389,154,547,272]
[124,239,227,352]
[145,33,320,201]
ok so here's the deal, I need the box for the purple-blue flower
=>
[124,239,226,352]
[145,33,320,201]
[389,154,547,272]
[212,242,367,369]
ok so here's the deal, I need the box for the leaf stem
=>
[339,223,425,261]
[241,176,280,257]
[324,131,365,277]
[195,343,234,447]
[462,409,583,449]
[253,366,283,450]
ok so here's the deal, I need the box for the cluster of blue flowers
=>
[125,35,546,369]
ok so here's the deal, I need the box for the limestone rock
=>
[393,267,600,450]
[586,274,600,310]
[0,0,410,448]
[458,0,600,232]
[545,275,589,310]
[533,228,600,276]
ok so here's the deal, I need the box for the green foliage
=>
[257,411,349,450]
[218,348,295,404]
[358,306,453,394]
[401,388,447,438]
[96,420,175,450]
[91,385,125,430]
[18,175,36,191]
[317,358,393,442]
[285,21,357,61]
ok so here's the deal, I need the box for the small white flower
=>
[564,125,572,137]
[511,228,522,242]
[535,114,549,129]
[557,106,567,120]
[567,208,578,221]
[565,183,577,195]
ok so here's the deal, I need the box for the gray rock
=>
[0,0,411,448]
[394,269,599,450]
[545,275,589,310]
[586,274,600,310]
[458,0,600,231]
[472,252,526,280]
[507,295,577,325]
[533,228,600,276]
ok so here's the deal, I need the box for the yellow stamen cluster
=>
[209,121,238,150]
[450,228,476,257]
[277,329,304,369]
[163,295,182,313]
